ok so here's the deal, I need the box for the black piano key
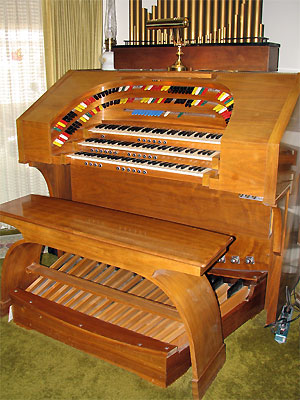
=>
[194,132,206,138]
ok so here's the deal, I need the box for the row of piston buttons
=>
[90,148,157,160]
[83,161,147,174]
[218,255,255,264]
[85,162,103,167]
[128,152,157,159]
[137,138,168,145]
[100,134,167,145]
[116,166,147,174]
[91,148,118,155]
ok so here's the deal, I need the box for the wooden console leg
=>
[0,240,42,316]
[152,270,225,400]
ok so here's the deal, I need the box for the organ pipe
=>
[128,0,266,46]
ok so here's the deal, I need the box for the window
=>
[0,0,48,228]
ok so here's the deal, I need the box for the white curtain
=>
[0,0,49,229]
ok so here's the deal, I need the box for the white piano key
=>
[68,153,211,178]
[79,140,219,161]
[88,124,222,145]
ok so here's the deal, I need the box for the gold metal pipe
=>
[151,5,157,44]
[247,0,253,43]
[213,0,219,42]
[158,0,162,19]
[183,0,189,41]
[176,0,181,17]
[233,14,238,43]
[130,0,262,47]
[223,26,227,43]
[129,0,135,43]
[227,0,233,42]
[227,23,231,42]
[234,0,240,43]
[234,0,240,15]
[141,7,146,43]
[135,0,141,44]
[254,0,263,42]
[168,0,174,44]
[240,2,245,43]
[206,0,211,43]
[147,11,152,43]
[169,0,174,18]
[163,0,168,18]
[163,0,169,43]
[190,0,197,42]
[157,0,162,44]
[198,0,204,44]
[259,23,264,39]
[157,29,161,44]
[220,0,226,38]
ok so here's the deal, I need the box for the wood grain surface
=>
[0,194,233,275]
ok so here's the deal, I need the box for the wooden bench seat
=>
[0,194,233,276]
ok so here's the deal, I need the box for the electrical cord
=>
[264,285,300,329]
[264,313,300,328]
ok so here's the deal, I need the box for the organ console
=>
[1,69,299,399]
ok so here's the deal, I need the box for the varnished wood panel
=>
[11,289,189,388]
[31,162,72,199]
[70,165,271,239]
[113,44,279,72]
[0,195,233,276]
[214,141,267,197]
[0,240,42,316]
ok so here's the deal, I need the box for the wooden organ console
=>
[1,70,299,399]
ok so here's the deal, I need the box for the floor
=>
[0,233,23,258]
